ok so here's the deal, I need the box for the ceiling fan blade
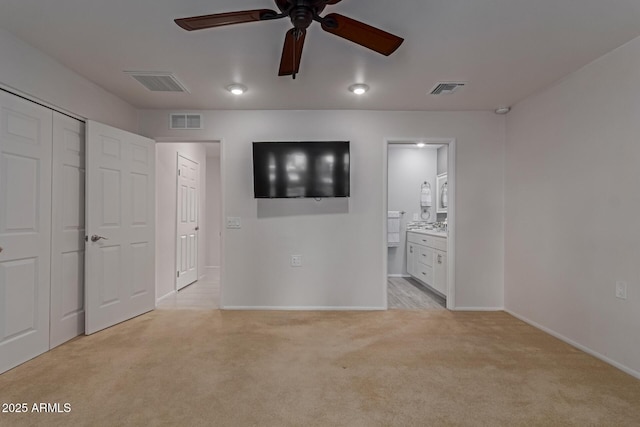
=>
[321,13,404,56]
[175,9,280,31]
[279,28,306,77]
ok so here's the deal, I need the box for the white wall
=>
[387,146,438,276]
[139,110,505,309]
[0,28,137,132]
[156,143,207,300]
[505,36,640,376]
[205,155,221,268]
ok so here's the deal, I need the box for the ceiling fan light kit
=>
[227,84,247,95]
[175,0,404,79]
[348,84,369,95]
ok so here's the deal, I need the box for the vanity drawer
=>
[407,232,432,246]
[431,237,447,252]
[415,263,433,285]
[416,245,434,267]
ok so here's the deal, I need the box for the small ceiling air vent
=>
[125,71,189,93]
[170,113,203,130]
[429,82,466,95]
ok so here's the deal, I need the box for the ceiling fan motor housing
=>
[175,0,404,77]
[290,1,314,29]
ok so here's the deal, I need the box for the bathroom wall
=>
[387,145,438,276]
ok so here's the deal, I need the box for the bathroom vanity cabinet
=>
[406,231,447,296]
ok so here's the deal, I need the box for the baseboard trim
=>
[220,306,386,311]
[452,306,504,311]
[387,274,411,278]
[156,290,176,304]
[505,309,640,380]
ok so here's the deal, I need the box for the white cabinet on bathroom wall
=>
[406,232,447,296]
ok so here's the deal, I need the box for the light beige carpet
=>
[1,310,639,426]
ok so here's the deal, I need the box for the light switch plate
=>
[226,217,241,229]
[291,255,302,267]
[615,281,627,300]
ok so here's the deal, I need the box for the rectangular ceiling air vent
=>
[125,71,189,93]
[429,82,466,95]
[170,113,203,130]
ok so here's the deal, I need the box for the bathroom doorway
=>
[383,139,456,310]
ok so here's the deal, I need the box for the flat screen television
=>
[253,141,350,198]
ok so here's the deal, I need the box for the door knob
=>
[90,235,109,242]
[195,226,199,231]
[0,246,3,253]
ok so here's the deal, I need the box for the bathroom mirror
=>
[436,173,448,214]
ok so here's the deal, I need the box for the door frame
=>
[175,152,200,291]
[382,138,457,310]
[155,138,225,304]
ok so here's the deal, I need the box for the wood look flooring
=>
[157,270,220,310]
[157,274,442,311]
[387,276,446,310]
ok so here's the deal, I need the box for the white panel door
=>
[85,121,155,335]
[176,154,199,290]
[0,90,52,373]
[50,113,85,348]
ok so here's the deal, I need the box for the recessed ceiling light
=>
[495,106,511,115]
[227,84,247,95]
[348,84,369,95]
[416,142,426,148]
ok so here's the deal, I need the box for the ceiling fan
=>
[175,0,404,79]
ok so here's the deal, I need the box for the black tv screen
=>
[253,141,350,198]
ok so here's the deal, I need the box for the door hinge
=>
[177,271,180,277]
[178,169,181,176]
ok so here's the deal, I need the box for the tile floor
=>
[156,272,443,311]
[157,270,220,310]
[387,276,446,310]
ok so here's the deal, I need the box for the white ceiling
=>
[1,0,639,111]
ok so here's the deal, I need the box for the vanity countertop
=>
[407,229,447,238]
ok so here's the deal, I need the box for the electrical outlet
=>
[413,213,419,221]
[615,281,627,300]
[290,255,302,267]
[226,217,241,229]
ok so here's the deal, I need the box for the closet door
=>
[0,91,52,373]
[85,121,155,335]
[50,113,85,348]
